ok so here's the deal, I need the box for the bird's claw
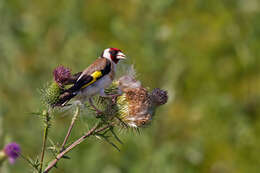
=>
[111,96,117,104]
[110,94,121,104]
[96,110,104,118]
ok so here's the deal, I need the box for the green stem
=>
[39,109,51,173]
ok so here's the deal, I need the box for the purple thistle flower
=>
[53,65,71,87]
[4,142,21,164]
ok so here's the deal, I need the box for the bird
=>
[55,48,126,113]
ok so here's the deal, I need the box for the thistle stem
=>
[43,123,112,173]
[39,109,51,173]
[60,106,80,152]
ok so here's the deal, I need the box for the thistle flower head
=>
[53,66,71,87]
[3,142,21,164]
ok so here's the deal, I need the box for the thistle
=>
[91,71,167,128]
[115,75,168,128]
[40,66,74,106]
[0,142,21,165]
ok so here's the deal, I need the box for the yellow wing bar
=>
[81,71,103,89]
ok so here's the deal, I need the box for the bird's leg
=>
[88,98,103,117]
[110,94,121,104]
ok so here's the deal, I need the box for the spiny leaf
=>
[97,134,121,152]
[110,128,123,145]
[48,138,60,155]
[62,155,71,159]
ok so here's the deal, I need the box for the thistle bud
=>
[41,82,61,106]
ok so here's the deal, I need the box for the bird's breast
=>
[79,75,112,98]
[109,63,116,80]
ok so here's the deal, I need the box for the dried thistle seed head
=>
[118,75,141,92]
[115,74,168,128]
[41,82,61,106]
[117,87,152,128]
[53,65,71,87]
[150,88,168,106]
[117,65,140,91]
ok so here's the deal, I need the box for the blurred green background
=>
[1,0,260,172]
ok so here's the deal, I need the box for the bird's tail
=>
[54,90,77,107]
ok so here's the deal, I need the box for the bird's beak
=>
[117,52,126,60]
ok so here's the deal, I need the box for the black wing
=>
[68,60,111,92]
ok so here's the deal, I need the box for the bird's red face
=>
[101,48,126,64]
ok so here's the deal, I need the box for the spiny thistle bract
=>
[40,82,61,106]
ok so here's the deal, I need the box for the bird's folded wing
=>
[63,72,82,85]
[68,59,111,92]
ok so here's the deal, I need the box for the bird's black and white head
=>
[101,48,126,64]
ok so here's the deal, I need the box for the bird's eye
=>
[109,50,117,56]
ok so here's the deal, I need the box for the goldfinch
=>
[55,48,126,112]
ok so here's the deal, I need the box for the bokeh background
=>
[1,0,260,172]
